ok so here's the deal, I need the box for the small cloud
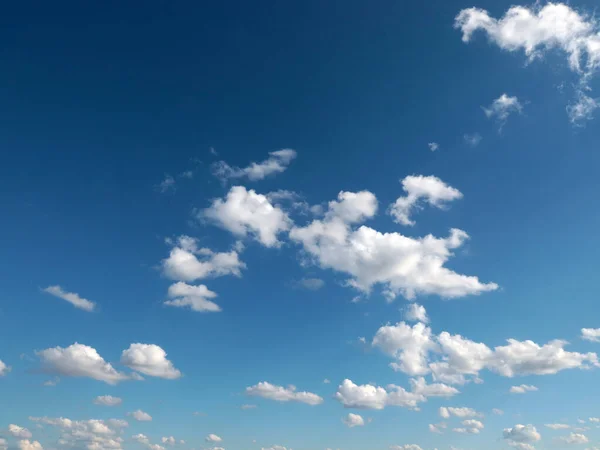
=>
[179,170,194,179]
[240,404,257,410]
[463,133,482,147]
[42,285,96,312]
[568,92,599,125]
[323,379,331,384]
[156,175,176,193]
[428,142,439,152]
[483,93,523,129]
[296,278,325,291]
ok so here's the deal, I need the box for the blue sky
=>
[2,1,600,450]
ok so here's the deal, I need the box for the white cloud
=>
[36,343,129,385]
[334,379,424,410]
[261,446,287,450]
[503,424,541,448]
[156,175,176,193]
[246,381,323,405]
[0,359,10,376]
[428,423,446,434]
[582,328,600,343]
[462,419,485,432]
[483,94,523,128]
[463,133,482,147]
[559,432,589,444]
[9,425,33,439]
[567,93,599,124]
[290,190,497,300]
[18,441,42,450]
[388,175,463,226]
[390,445,423,450]
[589,418,600,423]
[205,435,222,443]
[439,407,482,419]
[510,384,538,394]
[0,439,6,450]
[428,142,439,152]
[164,282,220,313]
[202,186,292,247]
[323,378,331,384]
[404,304,429,324]
[453,427,479,434]
[409,377,459,398]
[121,343,181,379]
[148,445,165,450]
[342,413,365,428]
[42,285,96,312]
[162,236,245,282]
[545,424,571,430]
[128,410,152,422]
[132,434,149,444]
[212,149,297,182]
[93,395,123,406]
[161,437,175,446]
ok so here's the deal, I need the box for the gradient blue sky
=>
[1,1,600,450]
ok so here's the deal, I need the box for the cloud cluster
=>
[246,382,323,405]
[212,149,297,182]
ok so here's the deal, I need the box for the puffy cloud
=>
[132,434,149,444]
[439,407,482,419]
[93,395,122,406]
[334,379,424,410]
[42,285,96,312]
[463,133,482,147]
[342,413,365,428]
[483,94,523,128]
[428,142,439,152]
[503,424,541,448]
[162,236,245,282]
[545,424,570,430]
[290,189,496,300]
[408,377,459,398]
[148,445,165,450]
[581,328,600,343]
[121,343,181,379]
[388,175,463,226]
[128,410,152,422]
[559,432,589,444]
[212,149,296,182]
[36,343,129,385]
[202,186,292,247]
[161,437,175,446]
[404,304,429,324]
[0,359,10,376]
[9,425,33,439]
[164,282,220,313]
[205,435,222,443]
[18,441,42,450]
[462,419,485,433]
[510,384,538,394]
[246,382,323,405]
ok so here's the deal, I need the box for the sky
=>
[1,1,600,450]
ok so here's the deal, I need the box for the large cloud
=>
[202,186,292,247]
[121,344,181,379]
[290,190,497,300]
[212,149,297,182]
[246,382,323,405]
[36,343,130,385]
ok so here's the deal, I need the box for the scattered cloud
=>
[121,343,182,379]
[404,303,429,324]
[567,93,599,124]
[212,149,296,182]
[8,425,33,439]
[128,410,152,422]
[334,379,424,410]
[18,441,42,450]
[503,424,541,448]
[342,413,365,428]
[156,175,176,193]
[0,359,10,376]
[428,142,439,152]
[463,133,482,147]
[483,94,523,129]
[42,285,96,312]
[164,282,220,313]
[545,424,570,430]
[389,445,423,450]
[510,384,538,394]
[440,407,483,419]
[205,434,222,443]
[492,408,504,415]
[558,432,588,444]
[93,395,123,406]
[297,277,325,290]
[246,382,323,405]
[581,328,600,343]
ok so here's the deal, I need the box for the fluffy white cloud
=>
[202,186,292,247]
[409,377,459,398]
[205,434,222,443]
[0,359,9,376]
[439,407,482,419]
[93,395,123,406]
[404,303,429,324]
[18,441,42,450]
[290,190,497,300]
[342,413,365,428]
[428,142,439,152]
[164,282,220,313]
[334,379,424,410]
[162,236,245,282]
[390,445,423,450]
[510,384,538,394]
[246,382,323,405]
[462,419,485,433]
[42,285,96,312]
[121,344,181,379]
[581,328,600,343]
[128,410,152,422]
[212,149,297,182]
[36,343,129,385]
[9,425,33,439]
[503,424,541,448]
[428,423,446,434]
[483,94,523,127]
[30,416,127,450]
[388,175,463,226]
[545,424,571,430]
[559,432,589,444]
[132,434,150,444]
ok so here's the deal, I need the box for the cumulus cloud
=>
[342,413,365,428]
[404,304,429,324]
[128,410,152,422]
[133,434,150,445]
[409,377,459,398]
[503,424,541,448]
[581,328,600,343]
[439,407,482,419]
[93,395,123,406]
[388,175,463,226]
[18,441,42,450]
[246,382,323,405]
[510,384,538,394]
[0,359,10,376]
[483,94,523,128]
[9,425,33,439]
[212,149,297,182]
[42,285,96,312]
[36,343,130,385]
[164,282,220,313]
[121,344,181,379]
[0,439,6,450]
[202,186,292,247]
[558,432,589,444]
[162,236,245,282]
[205,434,222,443]
[261,446,287,450]
[334,379,424,410]
[290,190,497,301]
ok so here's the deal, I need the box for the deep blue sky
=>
[1,1,600,450]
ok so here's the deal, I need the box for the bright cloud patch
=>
[404,303,429,324]
[93,395,123,406]
[439,407,482,419]
[8,425,33,439]
[290,190,497,300]
[121,344,181,379]
[246,382,323,405]
[36,343,129,385]
[509,384,538,394]
[342,413,365,428]
[558,432,589,444]
[0,359,10,376]
[212,149,297,182]
[164,282,220,313]
[205,434,222,443]
[202,186,292,247]
[503,424,541,448]
[18,441,42,450]
[42,285,96,312]
[581,328,600,342]
[483,94,523,128]
[128,410,152,422]
[334,379,424,410]
[388,175,463,226]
